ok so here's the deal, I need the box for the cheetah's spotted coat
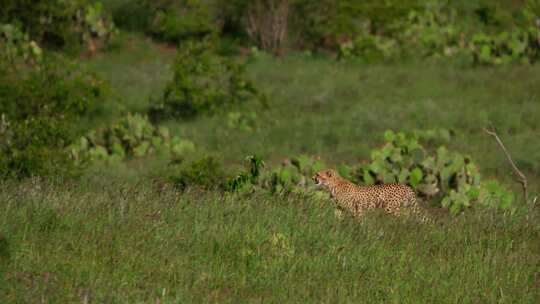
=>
[313,169,430,221]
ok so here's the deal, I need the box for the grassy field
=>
[1,180,539,303]
[1,34,540,302]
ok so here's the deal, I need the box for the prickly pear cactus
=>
[357,130,514,214]
[70,113,195,163]
[266,155,326,194]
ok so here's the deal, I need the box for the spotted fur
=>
[313,169,430,222]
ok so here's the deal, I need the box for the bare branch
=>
[483,126,528,202]
[245,0,289,55]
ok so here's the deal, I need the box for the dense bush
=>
[291,0,421,50]
[106,0,152,32]
[0,0,117,52]
[0,58,113,178]
[170,156,228,191]
[70,113,195,164]
[0,23,42,70]
[337,1,540,65]
[150,39,260,119]
[138,0,217,42]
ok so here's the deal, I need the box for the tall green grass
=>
[1,180,539,302]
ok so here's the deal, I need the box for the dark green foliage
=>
[470,28,540,65]
[0,116,77,178]
[170,156,228,191]
[150,39,260,119]
[226,155,265,192]
[0,58,113,178]
[0,234,8,295]
[106,0,152,32]
[0,0,117,51]
[292,0,421,49]
[525,0,540,20]
[337,2,540,65]
[0,59,110,120]
[0,23,42,71]
[227,154,326,195]
[139,0,217,42]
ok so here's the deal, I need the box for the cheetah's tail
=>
[412,203,434,224]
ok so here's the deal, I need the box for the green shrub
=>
[149,39,260,119]
[227,155,325,195]
[400,7,466,60]
[0,58,111,121]
[0,0,117,52]
[170,156,228,191]
[338,34,399,63]
[470,28,539,65]
[226,111,258,132]
[226,155,265,192]
[70,113,195,164]
[290,0,421,50]
[0,58,112,178]
[106,0,152,32]
[525,0,540,21]
[0,115,77,178]
[0,23,42,70]
[139,0,217,42]
[337,1,540,66]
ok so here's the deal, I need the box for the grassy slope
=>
[1,35,540,302]
[82,33,176,114]
[178,54,540,193]
[82,34,540,189]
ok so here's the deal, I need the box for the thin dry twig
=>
[483,126,528,202]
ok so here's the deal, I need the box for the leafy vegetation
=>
[0,57,113,178]
[356,130,514,214]
[0,0,117,52]
[170,156,228,191]
[138,0,217,43]
[0,23,42,70]
[70,113,195,164]
[149,38,260,119]
[338,3,540,65]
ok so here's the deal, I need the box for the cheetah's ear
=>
[327,170,333,177]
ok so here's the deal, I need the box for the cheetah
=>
[313,169,430,222]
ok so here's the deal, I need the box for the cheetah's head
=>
[313,169,340,188]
